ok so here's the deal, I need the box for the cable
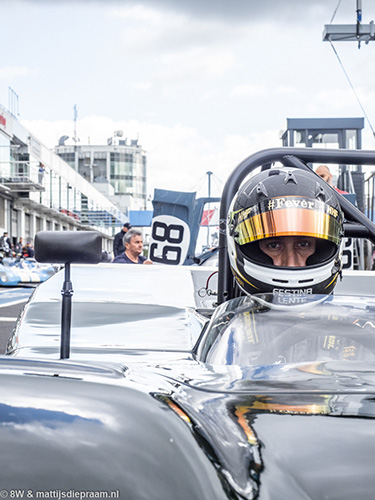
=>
[206,173,222,198]
[329,40,375,139]
[189,173,207,193]
[330,0,342,24]
[212,171,224,188]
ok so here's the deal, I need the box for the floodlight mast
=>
[322,0,375,47]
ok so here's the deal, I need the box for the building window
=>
[25,213,31,240]
[35,216,42,233]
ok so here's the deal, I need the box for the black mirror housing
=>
[35,231,103,264]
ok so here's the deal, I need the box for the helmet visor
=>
[233,196,343,246]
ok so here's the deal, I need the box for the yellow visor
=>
[233,196,343,246]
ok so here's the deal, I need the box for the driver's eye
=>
[297,240,313,249]
[266,241,281,250]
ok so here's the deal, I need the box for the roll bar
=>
[218,147,375,304]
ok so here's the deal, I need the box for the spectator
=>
[24,241,35,258]
[15,237,24,256]
[38,162,45,185]
[315,165,348,194]
[113,223,132,257]
[0,232,12,256]
[113,229,152,264]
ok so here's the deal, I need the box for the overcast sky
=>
[1,0,375,199]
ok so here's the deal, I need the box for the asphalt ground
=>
[0,287,35,353]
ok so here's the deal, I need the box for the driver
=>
[223,168,375,363]
[227,167,344,296]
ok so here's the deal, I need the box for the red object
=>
[201,209,216,226]
[334,187,349,194]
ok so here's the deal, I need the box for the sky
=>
[1,0,375,200]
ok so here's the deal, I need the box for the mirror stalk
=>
[60,263,73,360]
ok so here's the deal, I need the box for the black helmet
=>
[227,167,344,295]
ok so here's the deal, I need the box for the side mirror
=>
[35,230,102,264]
[34,231,103,360]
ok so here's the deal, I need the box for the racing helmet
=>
[227,167,344,295]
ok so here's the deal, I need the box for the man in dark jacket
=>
[113,229,152,264]
[113,223,132,257]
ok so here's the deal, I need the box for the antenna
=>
[73,104,79,143]
[8,87,19,118]
[206,171,213,248]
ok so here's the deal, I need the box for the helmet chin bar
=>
[219,147,375,304]
[242,258,338,292]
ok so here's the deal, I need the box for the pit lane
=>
[0,287,35,353]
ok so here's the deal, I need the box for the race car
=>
[0,259,22,286]
[3,147,375,499]
[0,255,56,286]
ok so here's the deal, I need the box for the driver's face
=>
[259,236,316,267]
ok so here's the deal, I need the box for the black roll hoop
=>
[218,147,375,304]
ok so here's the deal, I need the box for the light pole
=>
[206,171,213,248]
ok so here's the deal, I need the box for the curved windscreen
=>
[199,294,375,366]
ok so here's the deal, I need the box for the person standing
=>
[24,241,35,258]
[15,237,24,256]
[315,165,348,194]
[113,223,132,257]
[0,232,12,256]
[38,162,45,185]
[113,229,152,264]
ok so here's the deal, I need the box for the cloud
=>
[200,88,223,103]
[7,0,358,26]
[154,48,238,85]
[109,3,162,22]
[128,82,152,91]
[0,66,37,81]
[107,5,244,91]
[230,84,266,98]
[275,86,297,96]
[21,115,282,200]
[129,0,345,23]
[18,0,337,22]
[112,4,247,56]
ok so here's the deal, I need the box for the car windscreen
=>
[199,294,375,366]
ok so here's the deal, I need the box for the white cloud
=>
[310,88,364,114]
[0,66,37,80]
[154,48,238,85]
[200,88,223,103]
[22,115,282,201]
[109,4,163,23]
[230,84,266,98]
[128,82,152,91]
[275,86,296,96]
[112,4,246,51]
[119,0,337,24]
